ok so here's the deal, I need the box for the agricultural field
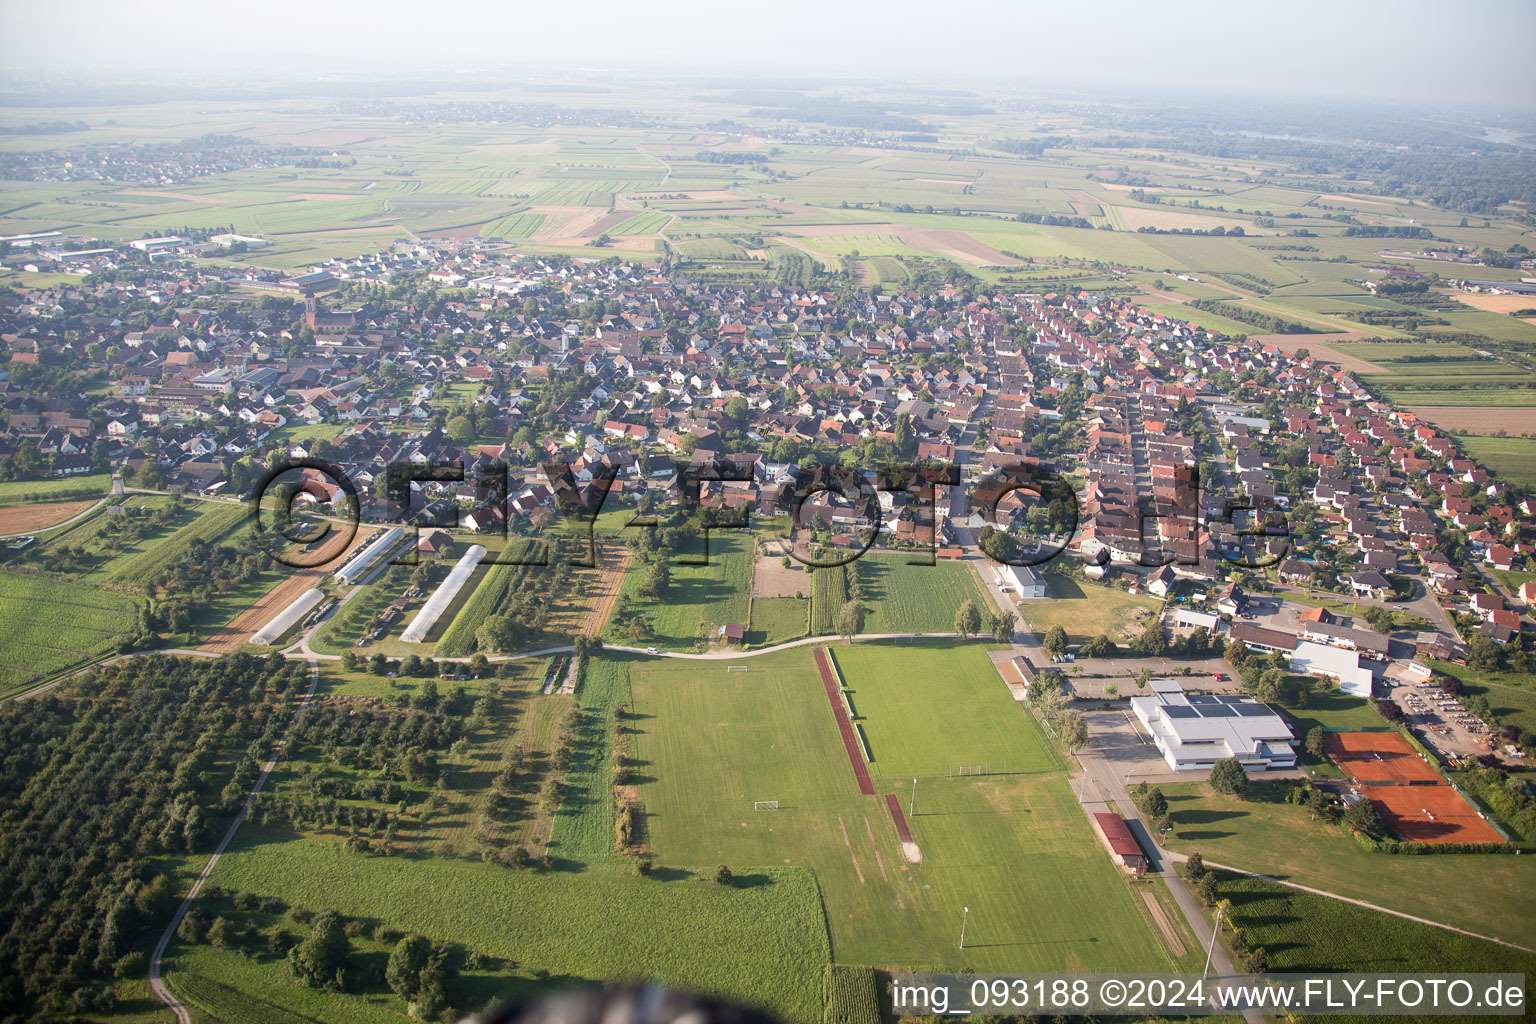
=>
[852,551,996,634]
[1156,781,1536,947]
[102,502,249,589]
[0,569,140,694]
[0,497,100,535]
[627,644,1192,973]
[1452,435,1536,487]
[1015,576,1161,645]
[1210,871,1536,975]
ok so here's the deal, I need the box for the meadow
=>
[748,596,810,645]
[1211,871,1536,975]
[0,472,113,507]
[626,644,1191,972]
[1156,781,1535,947]
[614,531,754,649]
[192,834,831,1024]
[1014,576,1161,644]
[852,551,995,634]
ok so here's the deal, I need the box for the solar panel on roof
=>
[1199,705,1239,718]
[1163,705,1200,719]
[1235,704,1273,717]
[1186,694,1218,705]
[1216,695,1246,704]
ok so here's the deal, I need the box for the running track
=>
[884,793,914,842]
[813,647,874,795]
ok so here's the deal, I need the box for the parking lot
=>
[1383,677,1508,766]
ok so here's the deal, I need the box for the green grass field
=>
[192,832,830,1024]
[749,596,810,645]
[854,552,996,634]
[0,473,113,507]
[1211,870,1536,974]
[627,644,1189,973]
[0,569,139,693]
[615,532,754,649]
[1157,781,1536,947]
[829,640,1059,780]
[1454,435,1536,488]
[1015,576,1161,644]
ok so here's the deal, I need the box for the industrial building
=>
[1131,680,1297,772]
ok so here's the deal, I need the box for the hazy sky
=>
[2,0,1534,107]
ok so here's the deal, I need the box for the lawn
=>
[614,531,754,649]
[0,569,140,694]
[0,472,113,507]
[854,551,997,634]
[748,596,809,645]
[1211,871,1536,975]
[1015,576,1161,644]
[829,640,1060,780]
[627,644,1189,973]
[1279,687,1386,736]
[1155,781,1536,948]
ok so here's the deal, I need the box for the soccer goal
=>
[727,665,750,673]
[753,800,780,811]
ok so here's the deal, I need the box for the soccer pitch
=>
[628,643,1189,971]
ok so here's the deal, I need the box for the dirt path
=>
[1141,890,1187,957]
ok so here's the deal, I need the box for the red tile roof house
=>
[1485,544,1517,571]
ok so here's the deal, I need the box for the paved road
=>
[1072,742,1268,1024]
[148,660,323,1023]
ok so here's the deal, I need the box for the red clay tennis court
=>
[1324,730,1443,784]
[1364,784,1504,845]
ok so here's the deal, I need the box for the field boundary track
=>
[814,647,874,795]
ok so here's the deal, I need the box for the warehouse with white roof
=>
[1131,681,1297,772]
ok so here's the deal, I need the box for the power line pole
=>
[959,906,969,950]
[1202,904,1225,980]
[910,776,917,817]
